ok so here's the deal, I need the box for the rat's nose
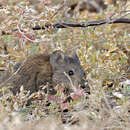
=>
[80,80,90,94]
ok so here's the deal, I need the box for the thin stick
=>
[32,18,130,30]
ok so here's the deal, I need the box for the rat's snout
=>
[80,79,90,94]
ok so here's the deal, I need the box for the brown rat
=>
[0,50,88,95]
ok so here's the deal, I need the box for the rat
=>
[0,50,88,95]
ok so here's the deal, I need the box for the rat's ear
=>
[50,50,65,69]
[72,51,80,63]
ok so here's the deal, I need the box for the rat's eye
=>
[68,70,74,76]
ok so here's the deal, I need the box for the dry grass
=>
[0,0,130,129]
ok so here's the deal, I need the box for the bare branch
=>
[32,18,130,30]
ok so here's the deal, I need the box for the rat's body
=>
[0,50,87,95]
[10,53,53,94]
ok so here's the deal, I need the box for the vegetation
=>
[0,0,129,129]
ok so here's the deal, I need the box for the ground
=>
[0,0,130,130]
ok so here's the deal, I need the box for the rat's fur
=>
[0,50,87,94]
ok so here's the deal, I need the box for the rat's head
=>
[50,50,87,90]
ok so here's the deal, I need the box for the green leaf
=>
[28,45,40,54]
